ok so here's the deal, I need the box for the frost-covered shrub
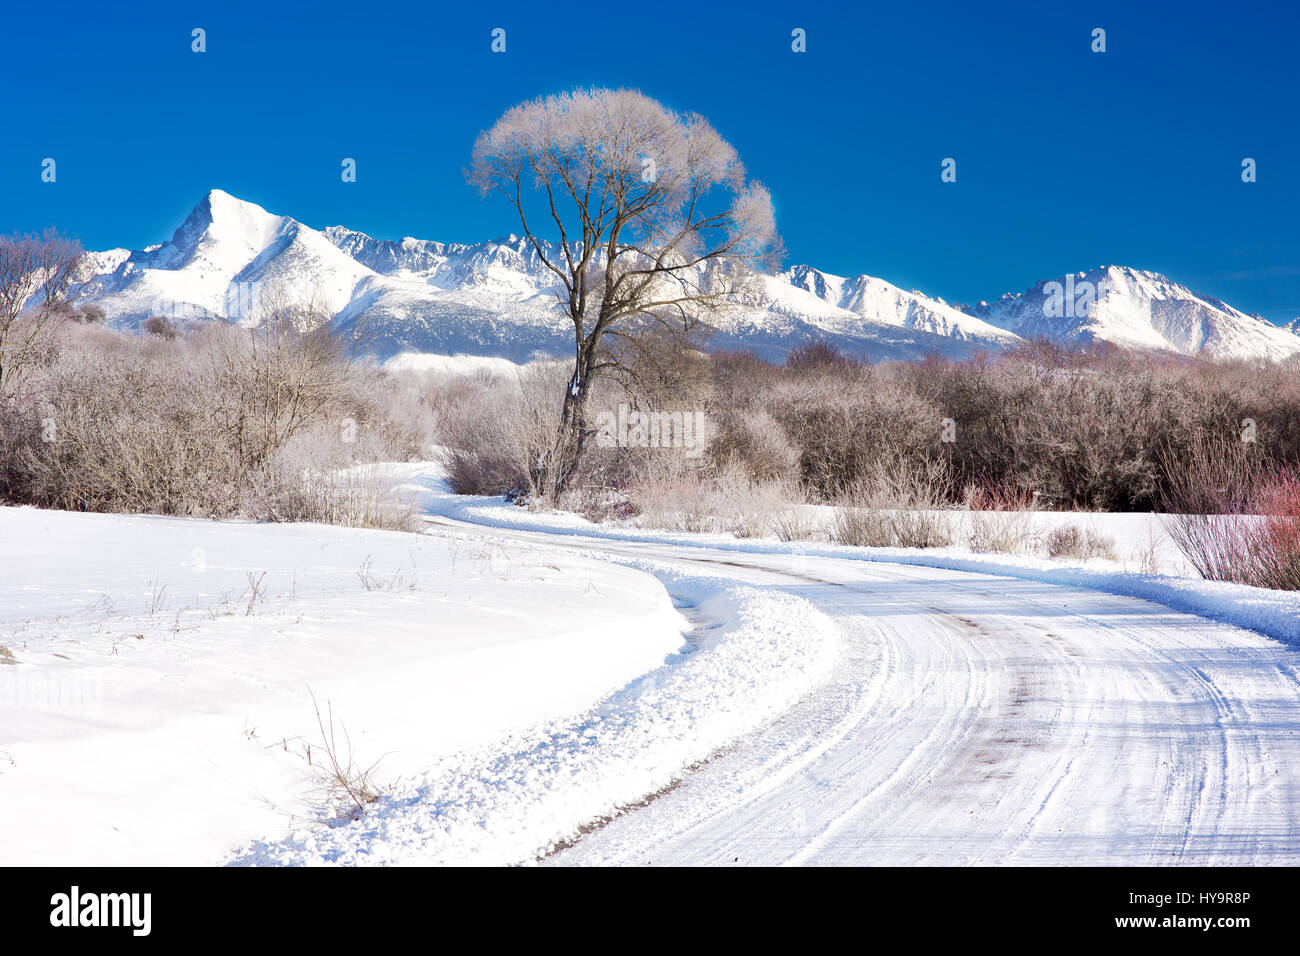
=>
[705,407,800,485]
[965,486,1040,555]
[831,455,954,549]
[1161,438,1300,590]
[769,368,945,498]
[1044,523,1118,562]
[435,361,570,500]
[0,319,432,528]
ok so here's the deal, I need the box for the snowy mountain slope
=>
[968,265,1300,361]
[698,272,1012,362]
[783,265,1021,347]
[322,226,577,360]
[66,191,1300,363]
[324,226,560,298]
[70,189,377,323]
[332,279,574,364]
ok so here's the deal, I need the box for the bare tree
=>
[469,87,780,496]
[0,229,83,391]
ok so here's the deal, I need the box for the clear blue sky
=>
[3,0,1298,321]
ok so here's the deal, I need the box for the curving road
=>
[431,516,1300,865]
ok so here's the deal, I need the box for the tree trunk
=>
[538,340,596,499]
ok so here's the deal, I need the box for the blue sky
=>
[3,0,1298,321]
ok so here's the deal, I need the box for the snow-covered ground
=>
[382,352,523,378]
[0,504,693,865]
[4,465,1299,866]
[543,546,1300,865]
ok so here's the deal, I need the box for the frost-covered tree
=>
[469,87,780,496]
[0,229,82,391]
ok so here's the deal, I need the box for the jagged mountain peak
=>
[148,189,287,272]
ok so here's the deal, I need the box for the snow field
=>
[0,506,700,865]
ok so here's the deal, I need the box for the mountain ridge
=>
[66,189,1300,364]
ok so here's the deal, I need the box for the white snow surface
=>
[0,498,701,865]
[231,578,838,866]
[382,352,523,379]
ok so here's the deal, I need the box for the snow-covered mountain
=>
[966,265,1300,362]
[782,264,1020,346]
[73,190,375,326]
[68,190,1300,364]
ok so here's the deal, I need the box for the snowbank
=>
[229,577,840,866]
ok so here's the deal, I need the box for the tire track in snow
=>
[428,522,1300,866]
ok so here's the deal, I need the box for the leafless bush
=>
[279,468,420,532]
[771,366,944,499]
[308,690,384,819]
[831,455,954,549]
[965,485,1040,555]
[705,407,800,484]
[0,309,430,527]
[620,453,796,538]
[624,455,716,533]
[1160,438,1300,590]
[1244,472,1300,590]
[831,502,897,549]
[0,228,82,392]
[556,486,638,524]
[143,315,178,339]
[771,487,821,542]
[902,347,1224,511]
[265,425,422,531]
[1159,438,1259,583]
[1044,523,1118,561]
[437,361,571,500]
[715,466,797,538]
[785,340,862,373]
[12,339,237,513]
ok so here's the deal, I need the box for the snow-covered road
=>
[423,515,1300,866]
